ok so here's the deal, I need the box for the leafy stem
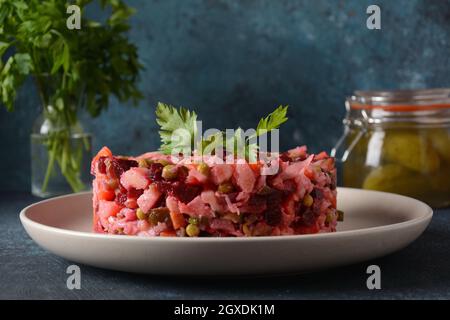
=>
[0,0,143,193]
[155,102,289,161]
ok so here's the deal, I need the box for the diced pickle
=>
[148,207,170,225]
[218,182,235,194]
[383,131,440,173]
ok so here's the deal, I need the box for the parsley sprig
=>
[156,103,288,160]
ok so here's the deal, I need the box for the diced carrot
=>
[331,196,337,208]
[249,163,261,174]
[170,211,187,229]
[314,151,328,160]
[93,146,112,163]
[97,189,116,201]
[304,167,314,179]
[160,230,177,237]
[296,223,320,234]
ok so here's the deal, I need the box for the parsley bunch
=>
[0,0,143,193]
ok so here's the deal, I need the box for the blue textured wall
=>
[1,0,450,191]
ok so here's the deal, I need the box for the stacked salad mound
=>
[91,104,340,237]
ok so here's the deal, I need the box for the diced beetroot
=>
[169,182,202,204]
[233,161,256,193]
[137,184,161,213]
[91,146,113,175]
[148,163,164,181]
[105,158,123,178]
[115,192,127,206]
[127,187,144,199]
[97,157,107,174]
[120,167,150,190]
[177,165,189,182]
[116,158,138,171]
[264,208,282,226]
[210,164,233,185]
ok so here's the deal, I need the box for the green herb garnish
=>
[155,102,289,161]
[255,105,289,137]
[156,102,198,155]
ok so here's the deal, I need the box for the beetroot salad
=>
[91,145,339,237]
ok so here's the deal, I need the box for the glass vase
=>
[31,110,92,198]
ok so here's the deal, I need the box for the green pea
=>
[302,194,313,207]
[136,208,148,220]
[162,165,178,180]
[218,181,234,194]
[186,224,200,237]
[197,162,210,176]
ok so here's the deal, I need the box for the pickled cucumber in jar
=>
[382,130,440,173]
[362,164,431,199]
[339,88,450,207]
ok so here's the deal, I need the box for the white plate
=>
[20,188,432,276]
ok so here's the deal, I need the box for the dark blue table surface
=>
[1,191,449,300]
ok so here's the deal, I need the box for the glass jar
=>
[31,108,92,198]
[332,88,450,208]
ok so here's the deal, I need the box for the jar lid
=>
[348,88,450,112]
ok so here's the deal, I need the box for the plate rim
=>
[19,187,433,243]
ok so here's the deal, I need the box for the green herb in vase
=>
[0,0,143,197]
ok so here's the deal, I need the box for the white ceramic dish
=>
[20,188,432,276]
